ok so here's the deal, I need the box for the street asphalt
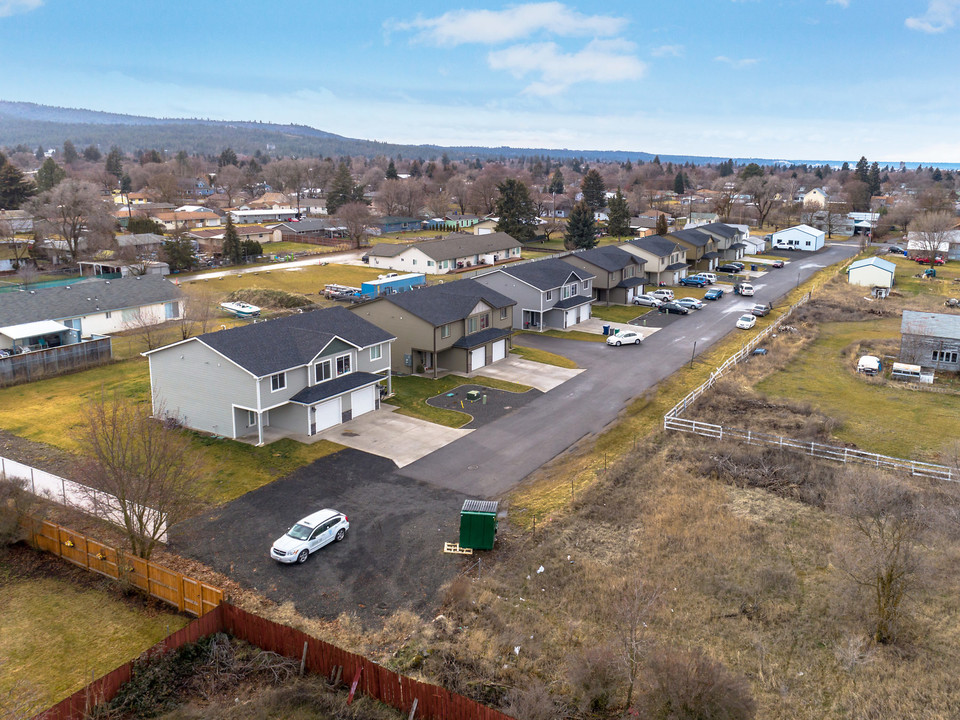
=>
[397,243,860,497]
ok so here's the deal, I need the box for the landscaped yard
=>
[0,359,343,504]
[0,554,188,717]
[591,305,651,323]
[390,374,530,427]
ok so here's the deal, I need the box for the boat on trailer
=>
[219,301,261,318]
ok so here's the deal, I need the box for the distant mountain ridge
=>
[1,101,956,169]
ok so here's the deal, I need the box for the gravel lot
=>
[169,448,473,621]
[425,384,541,429]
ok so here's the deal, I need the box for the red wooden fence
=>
[33,602,514,720]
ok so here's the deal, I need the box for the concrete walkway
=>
[468,355,583,392]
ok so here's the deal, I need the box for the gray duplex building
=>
[144,307,395,445]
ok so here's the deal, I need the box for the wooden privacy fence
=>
[34,602,515,720]
[24,516,222,617]
[0,337,113,387]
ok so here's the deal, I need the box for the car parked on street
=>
[751,303,770,317]
[607,329,643,346]
[717,263,742,273]
[270,509,349,564]
[675,297,705,311]
[736,314,757,330]
[659,301,690,315]
[679,276,706,287]
[704,288,724,300]
[633,293,663,307]
[771,260,785,268]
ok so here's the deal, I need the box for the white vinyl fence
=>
[0,455,167,540]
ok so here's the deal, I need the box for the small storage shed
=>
[847,257,896,289]
[459,500,499,550]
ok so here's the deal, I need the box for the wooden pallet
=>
[443,542,473,555]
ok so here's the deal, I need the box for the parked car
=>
[633,293,663,307]
[736,314,757,330]
[770,260,785,268]
[915,255,945,265]
[679,276,706,287]
[696,273,717,284]
[731,262,746,271]
[704,288,724,301]
[659,301,690,315]
[733,283,755,296]
[887,246,907,255]
[270,509,349,564]
[717,263,742,273]
[651,288,675,301]
[675,297,705,311]
[607,329,643,346]
[751,303,770,317]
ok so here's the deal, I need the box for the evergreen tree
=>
[564,201,597,250]
[494,178,537,242]
[218,147,238,168]
[841,161,850,172]
[548,168,565,195]
[162,235,198,272]
[105,146,124,179]
[932,167,943,183]
[606,188,630,238]
[855,156,869,184]
[327,163,367,214]
[0,153,37,209]
[385,159,399,180]
[82,145,102,162]
[718,159,734,177]
[740,163,764,180]
[656,213,668,236]
[673,172,685,195]
[581,169,606,212]
[241,239,263,259]
[62,140,79,165]
[35,146,45,161]
[35,157,66,192]
[653,155,661,165]
[868,162,882,196]
[221,215,243,264]
[624,159,633,172]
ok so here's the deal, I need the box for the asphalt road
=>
[397,243,859,497]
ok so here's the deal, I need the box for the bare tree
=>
[608,573,661,709]
[425,189,452,218]
[376,178,405,216]
[80,392,201,559]
[336,202,373,248]
[216,164,244,207]
[910,210,956,257]
[124,308,165,351]
[742,175,782,229]
[280,159,311,216]
[27,179,113,261]
[183,286,217,337]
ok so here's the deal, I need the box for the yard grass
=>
[0,565,188,717]
[389,374,531,428]
[181,263,383,298]
[526,328,607,343]
[755,317,960,460]
[0,358,343,504]
[261,241,329,255]
[890,255,960,297]
[590,305,651,323]
[509,345,578,369]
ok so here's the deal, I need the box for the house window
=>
[247,411,257,427]
[165,302,180,319]
[270,373,286,392]
[467,316,477,334]
[370,344,382,361]
[500,307,508,320]
[412,259,417,265]
[441,324,451,338]
[562,285,571,299]
[582,281,588,291]
[316,360,332,382]
[336,354,351,375]
[480,313,489,330]
[427,260,434,266]
[546,290,553,301]
[105,311,112,319]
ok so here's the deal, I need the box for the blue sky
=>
[1,0,959,162]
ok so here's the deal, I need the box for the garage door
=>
[471,346,486,370]
[351,385,377,418]
[312,398,340,434]
[565,308,577,327]
[491,339,506,362]
[578,304,590,322]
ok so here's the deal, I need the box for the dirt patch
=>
[0,429,78,478]
[426,384,541,429]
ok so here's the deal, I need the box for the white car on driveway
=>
[607,329,643,346]
[271,509,349,564]
[633,293,663,307]
[736,314,757,330]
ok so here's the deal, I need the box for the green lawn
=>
[889,255,960,297]
[261,241,330,255]
[526,329,607,343]
[755,318,960,460]
[390,374,531,427]
[591,305,651,323]
[0,571,188,717]
[0,359,342,504]
[509,345,578,369]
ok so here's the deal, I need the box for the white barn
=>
[772,224,825,252]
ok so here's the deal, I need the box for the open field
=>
[181,262,383,297]
[0,547,188,718]
[0,358,343,503]
[260,241,330,255]
[390,374,530,427]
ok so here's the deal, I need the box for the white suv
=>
[696,273,717,284]
[651,288,675,301]
[271,509,349,564]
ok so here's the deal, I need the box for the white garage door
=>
[491,339,506,362]
[578,304,590,322]
[312,398,340,434]
[565,308,577,327]
[471,346,486,370]
[351,385,377,418]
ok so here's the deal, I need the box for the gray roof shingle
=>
[288,372,383,405]
[669,228,712,247]
[698,223,739,239]
[366,232,521,262]
[493,258,594,290]
[626,235,684,258]
[0,275,182,327]
[451,326,513,349]
[193,306,395,377]
[376,278,515,327]
[567,245,646,272]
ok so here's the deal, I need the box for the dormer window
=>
[315,360,332,383]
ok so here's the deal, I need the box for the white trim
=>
[270,372,286,392]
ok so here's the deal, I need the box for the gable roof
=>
[696,223,739,239]
[848,257,896,274]
[901,310,960,340]
[625,235,684,258]
[492,257,594,290]
[274,218,341,234]
[184,306,395,378]
[668,228,713,248]
[775,224,823,238]
[567,245,646,272]
[376,278,515,326]
[367,233,521,262]
[0,276,182,327]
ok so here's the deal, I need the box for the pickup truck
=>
[734,283,755,296]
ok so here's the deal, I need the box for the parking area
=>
[426,383,541,429]
[169,448,470,621]
[467,354,583,392]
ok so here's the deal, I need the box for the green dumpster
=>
[459,500,499,550]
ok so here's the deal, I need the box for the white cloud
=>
[391,2,625,46]
[0,0,42,18]
[488,39,646,95]
[714,55,758,68]
[905,0,960,32]
[828,0,850,7]
[650,44,684,57]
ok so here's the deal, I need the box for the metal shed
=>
[459,500,499,550]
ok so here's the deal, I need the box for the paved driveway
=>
[398,243,859,497]
[313,406,471,468]
[468,355,583,392]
